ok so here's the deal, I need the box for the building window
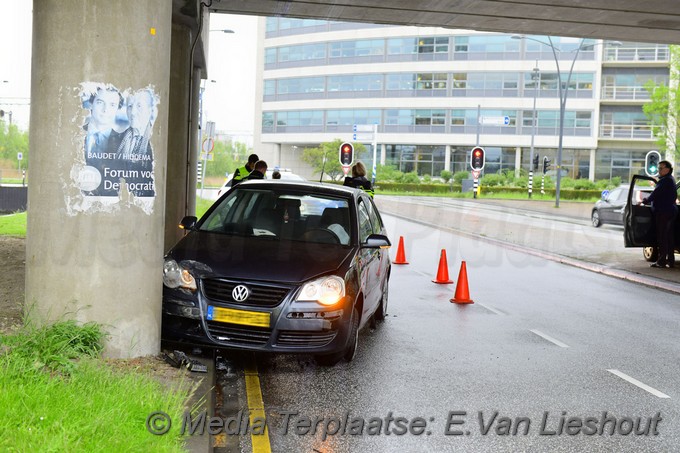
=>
[329,39,384,58]
[278,77,325,94]
[415,109,446,125]
[416,73,447,90]
[417,37,449,53]
[387,38,418,55]
[386,73,416,90]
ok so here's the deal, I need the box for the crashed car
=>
[623,174,680,261]
[162,180,391,365]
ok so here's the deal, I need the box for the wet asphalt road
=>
[209,197,680,453]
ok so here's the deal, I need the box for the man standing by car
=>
[231,153,259,186]
[642,160,678,268]
[246,160,267,180]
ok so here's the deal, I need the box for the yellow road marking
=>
[245,356,272,453]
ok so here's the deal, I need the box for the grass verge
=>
[0,212,26,237]
[0,320,196,452]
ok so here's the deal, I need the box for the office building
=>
[253,18,670,181]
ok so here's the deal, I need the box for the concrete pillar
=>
[589,148,597,181]
[187,67,201,216]
[444,144,451,172]
[165,24,192,250]
[380,143,386,166]
[515,146,522,178]
[27,0,172,358]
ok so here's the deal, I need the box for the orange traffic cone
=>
[432,249,453,284]
[451,261,474,304]
[393,236,409,265]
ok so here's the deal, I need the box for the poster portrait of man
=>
[77,83,159,200]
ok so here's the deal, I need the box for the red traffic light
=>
[339,142,354,166]
[470,146,485,171]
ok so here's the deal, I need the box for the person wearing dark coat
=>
[642,160,678,268]
[343,161,374,197]
[246,160,268,180]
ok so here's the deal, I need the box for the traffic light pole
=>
[474,105,481,199]
[528,63,540,199]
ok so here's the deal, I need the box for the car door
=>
[357,197,381,319]
[624,175,656,247]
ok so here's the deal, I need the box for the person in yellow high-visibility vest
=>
[231,154,259,187]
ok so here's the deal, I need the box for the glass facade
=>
[260,19,671,182]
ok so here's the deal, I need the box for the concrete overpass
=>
[26,0,680,358]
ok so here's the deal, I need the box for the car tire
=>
[643,247,658,262]
[315,307,360,366]
[591,210,601,227]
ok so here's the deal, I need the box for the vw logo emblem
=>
[232,285,250,302]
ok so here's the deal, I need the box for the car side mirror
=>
[179,216,197,230]
[363,233,391,249]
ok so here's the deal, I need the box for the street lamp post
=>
[512,35,620,207]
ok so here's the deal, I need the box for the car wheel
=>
[591,210,601,227]
[643,247,658,262]
[315,307,359,366]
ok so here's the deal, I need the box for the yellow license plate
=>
[207,306,270,328]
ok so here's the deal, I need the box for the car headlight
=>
[297,276,345,306]
[163,259,197,291]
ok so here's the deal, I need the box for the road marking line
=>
[245,357,272,453]
[477,303,504,315]
[607,369,670,399]
[529,329,569,348]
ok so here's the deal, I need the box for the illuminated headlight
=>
[297,276,345,306]
[163,259,197,291]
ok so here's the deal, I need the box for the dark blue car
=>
[162,180,391,365]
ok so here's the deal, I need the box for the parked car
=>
[591,185,652,227]
[623,174,680,262]
[162,180,391,365]
[216,169,305,197]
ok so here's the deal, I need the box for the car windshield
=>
[199,187,352,245]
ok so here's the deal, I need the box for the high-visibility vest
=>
[232,165,251,184]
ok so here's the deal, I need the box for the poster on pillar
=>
[68,82,159,215]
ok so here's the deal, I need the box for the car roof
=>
[235,179,359,197]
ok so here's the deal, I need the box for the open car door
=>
[623,174,657,247]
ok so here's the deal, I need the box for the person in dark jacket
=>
[343,161,374,197]
[246,160,267,180]
[642,160,678,268]
[232,153,259,186]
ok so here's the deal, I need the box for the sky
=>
[0,2,258,137]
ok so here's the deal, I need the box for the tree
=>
[643,45,680,159]
[204,139,250,179]
[0,120,29,164]
[300,139,367,181]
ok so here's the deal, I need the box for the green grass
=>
[0,320,196,452]
[196,197,214,219]
[0,212,27,237]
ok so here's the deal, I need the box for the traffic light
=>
[542,156,551,174]
[645,150,661,177]
[339,142,354,166]
[470,146,485,171]
[533,154,539,171]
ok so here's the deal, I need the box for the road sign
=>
[202,137,214,153]
[342,165,351,176]
[200,152,214,161]
[480,116,510,126]
[471,170,481,179]
[353,124,374,132]
[17,152,23,161]
[352,133,374,141]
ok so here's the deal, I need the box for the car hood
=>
[168,231,354,284]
